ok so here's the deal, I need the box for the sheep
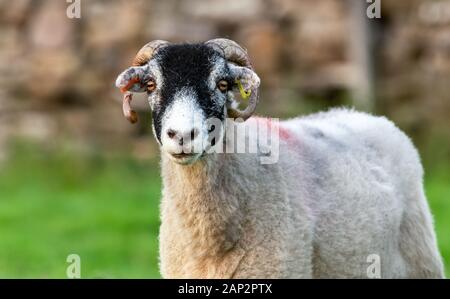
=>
[115,38,445,278]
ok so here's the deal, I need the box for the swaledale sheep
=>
[115,39,444,278]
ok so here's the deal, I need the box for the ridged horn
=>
[206,38,258,121]
[132,40,170,66]
[122,40,170,123]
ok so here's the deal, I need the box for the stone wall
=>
[0,0,449,163]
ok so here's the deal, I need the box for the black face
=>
[115,40,261,164]
[151,44,232,144]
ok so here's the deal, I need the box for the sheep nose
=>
[166,128,199,145]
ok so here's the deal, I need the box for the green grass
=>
[425,170,450,277]
[0,144,162,278]
[0,144,448,278]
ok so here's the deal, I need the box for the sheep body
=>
[158,108,444,278]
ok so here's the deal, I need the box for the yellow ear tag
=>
[235,79,251,100]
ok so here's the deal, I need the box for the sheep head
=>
[115,39,261,164]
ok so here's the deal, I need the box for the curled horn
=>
[122,40,170,123]
[205,38,258,121]
[131,40,170,66]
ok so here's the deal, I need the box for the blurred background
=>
[0,0,449,278]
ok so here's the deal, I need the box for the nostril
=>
[167,128,198,143]
[190,128,199,140]
[167,129,177,139]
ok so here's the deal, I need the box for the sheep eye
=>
[147,80,156,93]
[217,80,228,92]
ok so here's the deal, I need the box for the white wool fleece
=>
[158,108,444,278]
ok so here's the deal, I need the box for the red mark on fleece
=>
[279,125,292,141]
[254,117,299,147]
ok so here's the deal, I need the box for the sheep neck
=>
[161,153,243,257]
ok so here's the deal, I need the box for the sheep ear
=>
[115,65,151,93]
[228,64,261,93]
